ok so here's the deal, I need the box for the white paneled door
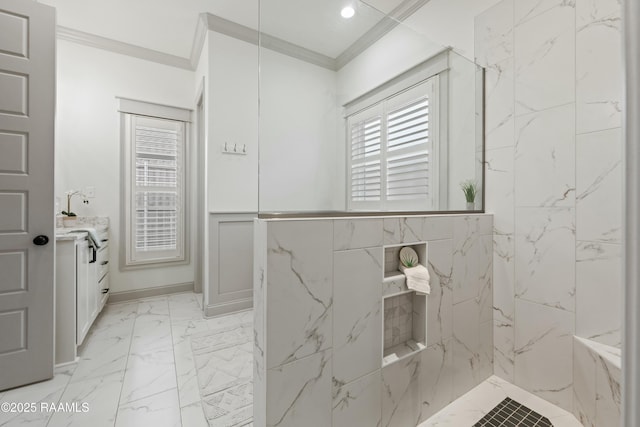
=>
[0,0,55,390]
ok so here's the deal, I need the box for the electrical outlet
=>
[85,186,95,198]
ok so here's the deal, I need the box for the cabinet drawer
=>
[97,244,109,280]
[98,274,109,309]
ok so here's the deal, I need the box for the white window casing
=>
[347,77,439,211]
[119,98,191,268]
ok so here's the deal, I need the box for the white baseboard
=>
[108,282,195,303]
[204,297,253,318]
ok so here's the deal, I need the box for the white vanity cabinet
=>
[55,227,110,365]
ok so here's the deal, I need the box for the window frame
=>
[118,98,192,269]
[345,51,449,212]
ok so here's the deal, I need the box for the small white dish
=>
[399,247,419,267]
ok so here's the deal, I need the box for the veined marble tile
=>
[167,295,203,322]
[494,319,515,382]
[130,314,173,354]
[515,0,576,26]
[452,299,493,399]
[254,219,267,427]
[485,147,514,235]
[383,217,423,245]
[576,13,622,134]
[515,207,576,311]
[115,388,181,427]
[452,217,492,305]
[180,401,209,427]
[47,371,123,427]
[333,248,382,386]
[514,299,574,411]
[332,370,382,427]
[484,60,515,152]
[206,310,253,330]
[136,296,169,316]
[576,0,620,26]
[576,128,622,243]
[382,352,421,427]
[193,340,252,398]
[70,323,132,384]
[493,234,515,324]
[91,301,138,332]
[475,0,514,67]
[383,216,454,244]
[514,5,575,115]
[170,319,209,346]
[426,239,453,347]
[120,346,177,405]
[173,340,201,408]
[576,242,621,347]
[419,339,454,422]
[422,216,454,242]
[333,218,383,250]
[514,104,576,207]
[265,220,333,369]
[573,337,597,427]
[0,365,76,426]
[266,350,332,427]
[595,352,621,426]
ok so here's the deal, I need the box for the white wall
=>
[207,32,259,213]
[259,49,340,212]
[55,40,196,293]
[448,52,479,210]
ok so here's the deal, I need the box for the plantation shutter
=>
[347,77,436,210]
[128,115,185,264]
[385,82,432,204]
[348,106,383,206]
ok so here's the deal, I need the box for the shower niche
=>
[382,242,428,367]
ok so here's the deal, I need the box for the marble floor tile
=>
[180,401,208,427]
[47,371,123,427]
[120,346,177,405]
[0,365,76,426]
[115,388,181,427]
[418,375,579,426]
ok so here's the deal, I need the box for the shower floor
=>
[419,376,582,427]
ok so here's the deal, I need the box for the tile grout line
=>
[112,301,141,427]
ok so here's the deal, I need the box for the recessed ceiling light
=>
[341,6,355,19]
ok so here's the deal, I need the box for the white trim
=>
[107,282,195,303]
[117,97,192,122]
[344,49,450,116]
[56,0,429,73]
[56,26,192,70]
[201,13,336,71]
[336,0,430,69]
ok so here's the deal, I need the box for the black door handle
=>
[33,235,49,246]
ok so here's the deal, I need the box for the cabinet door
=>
[76,241,91,345]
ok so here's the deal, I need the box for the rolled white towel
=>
[399,264,431,295]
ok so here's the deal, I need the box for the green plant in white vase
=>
[460,180,478,210]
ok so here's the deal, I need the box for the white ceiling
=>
[38,0,407,59]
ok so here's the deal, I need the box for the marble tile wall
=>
[476,0,622,414]
[254,214,493,427]
[573,337,621,426]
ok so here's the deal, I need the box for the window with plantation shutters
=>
[347,77,437,210]
[119,98,190,267]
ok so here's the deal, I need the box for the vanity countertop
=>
[55,229,89,241]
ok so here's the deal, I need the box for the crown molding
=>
[56,26,193,70]
[336,0,430,69]
[194,13,336,71]
[58,0,428,73]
